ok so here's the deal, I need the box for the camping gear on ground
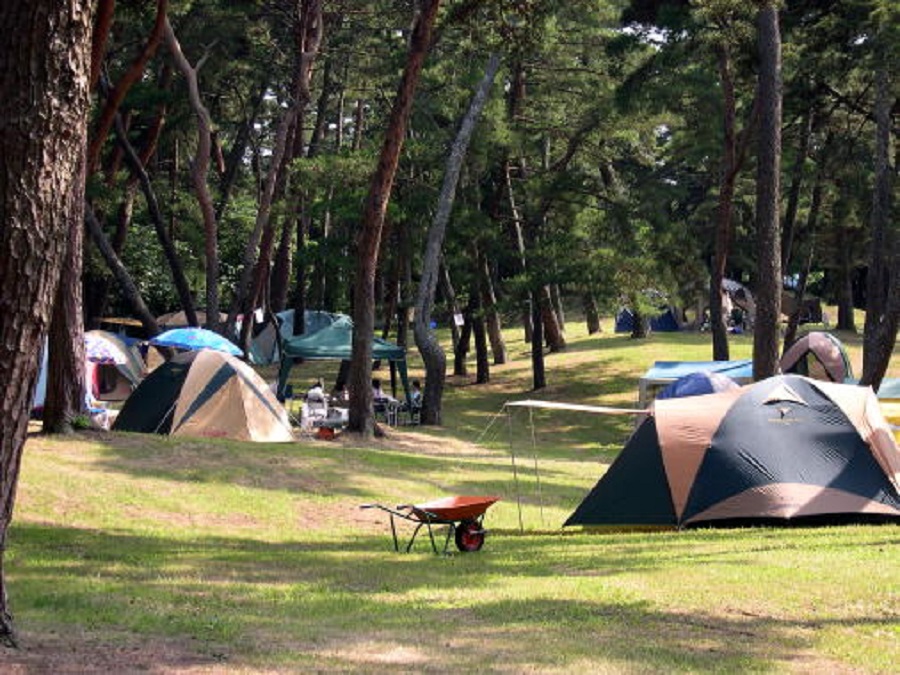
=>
[638,360,753,407]
[655,371,739,400]
[780,331,853,382]
[150,327,243,357]
[113,349,293,442]
[361,496,500,554]
[566,375,900,529]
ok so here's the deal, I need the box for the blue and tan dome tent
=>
[113,349,293,442]
[565,375,900,528]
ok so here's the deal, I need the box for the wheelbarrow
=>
[360,495,500,554]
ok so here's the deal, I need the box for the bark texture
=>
[0,0,95,644]
[349,0,441,435]
[413,52,499,425]
[860,41,898,391]
[752,4,783,381]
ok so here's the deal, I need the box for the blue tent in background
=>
[655,371,740,400]
[638,360,754,407]
[615,307,681,333]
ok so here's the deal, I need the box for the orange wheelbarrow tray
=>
[360,496,500,554]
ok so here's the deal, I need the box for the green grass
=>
[6,319,899,672]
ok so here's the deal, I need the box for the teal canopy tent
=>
[276,316,410,404]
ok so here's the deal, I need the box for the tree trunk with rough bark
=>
[783,175,823,350]
[478,248,507,365]
[752,4,783,381]
[0,0,94,645]
[43,155,87,435]
[88,0,167,174]
[85,208,162,336]
[583,293,601,334]
[860,38,898,392]
[228,0,323,341]
[530,288,546,389]
[414,50,500,422]
[709,44,738,362]
[113,112,197,326]
[473,287,489,385]
[348,0,441,436]
[542,285,566,352]
[163,17,220,330]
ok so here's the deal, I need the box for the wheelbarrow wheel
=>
[454,519,485,552]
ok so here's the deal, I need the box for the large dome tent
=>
[565,375,900,529]
[113,349,293,442]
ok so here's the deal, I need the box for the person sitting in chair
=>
[307,379,326,402]
[304,379,328,427]
[410,379,422,407]
[372,378,394,402]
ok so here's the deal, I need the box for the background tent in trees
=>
[780,331,853,382]
[638,360,753,407]
[566,375,900,529]
[615,307,681,334]
[85,330,146,401]
[32,332,144,414]
[156,310,227,329]
[276,316,410,403]
[249,309,348,365]
[113,350,293,442]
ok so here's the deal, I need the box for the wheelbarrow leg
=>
[407,522,427,553]
[389,513,400,552]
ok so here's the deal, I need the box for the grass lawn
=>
[4,320,899,672]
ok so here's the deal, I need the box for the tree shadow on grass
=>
[7,522,895,672]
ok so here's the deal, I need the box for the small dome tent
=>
[565,375,900,529]
[655,371,739,400]
[780,331,853,382]
[113,349,293,442]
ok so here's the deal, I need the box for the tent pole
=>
[528,407,545,527]
[506,404,524,533]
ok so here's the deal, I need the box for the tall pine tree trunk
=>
[350,0,442,435]
[0,0,94,644]
[164,17,221,331]
[43,155,87,434]
[752,4,783,380]
[861,35,898,391]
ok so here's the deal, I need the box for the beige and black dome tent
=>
[566,375,900,529]
[114,349,293,442]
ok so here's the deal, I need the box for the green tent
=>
[276,316,410,403]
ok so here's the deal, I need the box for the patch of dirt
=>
[330,426,495,458]
[0,632,229,674]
